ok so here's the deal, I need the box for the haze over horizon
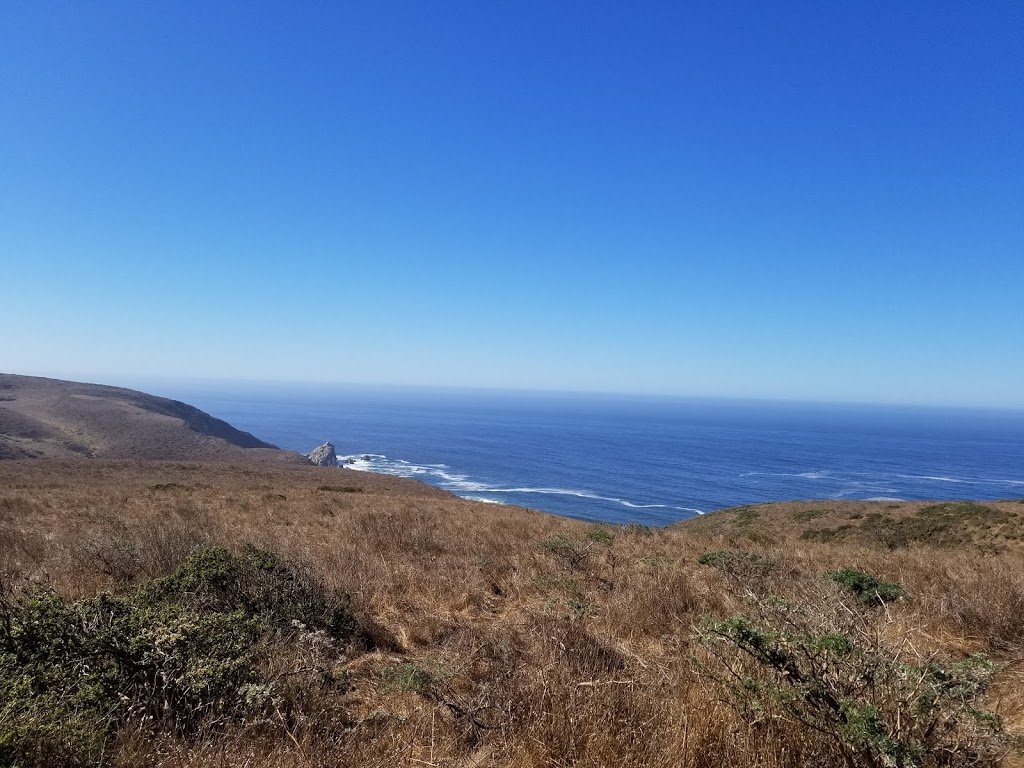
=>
[3,2,1022,408]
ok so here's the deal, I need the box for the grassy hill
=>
[683,497,1024,551]
[1,458,1021,767]
[0,374,307,463]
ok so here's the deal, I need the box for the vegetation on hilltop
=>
[0,460,1022,767]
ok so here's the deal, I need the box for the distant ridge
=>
[0,373,308,463]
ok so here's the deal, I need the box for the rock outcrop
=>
[306,442,337,467]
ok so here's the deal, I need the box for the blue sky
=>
[2,1,1022,407]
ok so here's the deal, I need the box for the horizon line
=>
[8,368,1023,415]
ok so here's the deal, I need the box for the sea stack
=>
[306,442,338,467]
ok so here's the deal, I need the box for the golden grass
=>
[1,460,1023,767]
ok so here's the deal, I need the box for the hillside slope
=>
[0,373,307,463]
[0,459,1021,767]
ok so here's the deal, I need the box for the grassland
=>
[1,460,1022,767]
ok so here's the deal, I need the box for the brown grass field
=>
[1,459,1023,767]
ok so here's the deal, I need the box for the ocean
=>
[145,381,1024,526]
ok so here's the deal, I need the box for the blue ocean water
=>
[145,382,1024,526]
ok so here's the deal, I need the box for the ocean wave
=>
[897,474,970,484]
[739,469,1023,491]
[337,453,702,515]
[740,471,828,480]
[486,486,703,513]
[833,481,901,498]
[896,474,1024,488]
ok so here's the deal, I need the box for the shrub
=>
[861,504,1011,549]
[541,534,572,551]
[800,504,1014,550]
[585,528,615,545]
[827,567,906,605]
[541,535,587,569]
[734,506,761,526]
[696,594,1004,767]
[0,545,361,767]
[141,544,361,640]
[0,590,113,767]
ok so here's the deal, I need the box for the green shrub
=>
[541,534,571,551]
[697,596,1004,767]
[734,506,761,526]
[585,528,615,545]
[0,591,113,767]
[827,567,906,605]
[802,503,1013,550]
[540,535,587,569]
[139,544,360,640]
[860,503,1011,549]
[0,545,361,767]
[0,667,110,768]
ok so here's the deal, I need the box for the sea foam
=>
[337,453,703,515]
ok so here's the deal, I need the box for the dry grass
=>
[1,460,1023,767]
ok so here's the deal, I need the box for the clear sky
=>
[2,2,1022,407]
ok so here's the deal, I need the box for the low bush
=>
[697,593,1005,767]
[0,545,361,767]
[585,528,615,545]
[800,503,1015,550]
[541,534,587,569]
[734,506,761,526]
[862,503,1011,549]
[827,567,906,605]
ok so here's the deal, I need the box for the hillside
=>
[681,497,1024,551]
[0,458,1021,767]
[0,374,307,463]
